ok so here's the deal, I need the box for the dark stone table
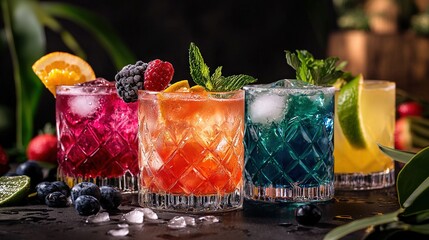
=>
[0,187,399,240]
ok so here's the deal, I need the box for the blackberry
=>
[115,60,147,103]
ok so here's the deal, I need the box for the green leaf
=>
[397,146,429,207]
[41,2,135,69]
[189,42,256,91]
[323,210,401,240]
[189,42,211,89]
[402,182,429,216]
[409,223,429,235]
[378,144,415,163]
[220,75,257,91]
[2,0,45,150]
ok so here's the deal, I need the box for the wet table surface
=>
[0,187,399,240]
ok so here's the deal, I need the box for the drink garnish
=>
[0,175,31,207]
[114,60,148,103]
[189,42,257,91]
[285,50,350,87]
[337,74,367,148]
[115,59,174,102]
[285,49,368,149]
[32,52,96,97]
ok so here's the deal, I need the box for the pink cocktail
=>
[56,79,138,193]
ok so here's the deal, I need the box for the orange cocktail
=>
[138,89,244,212]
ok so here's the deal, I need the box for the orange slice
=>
[159,80,207,121]
[32,52,96,96]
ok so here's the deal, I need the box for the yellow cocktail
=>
[334,80,396,190]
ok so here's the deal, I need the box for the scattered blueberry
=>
[100,186,122,210]
[295,204,322,226]
[74,195,100,216]
[52,181,71,197]
[16,161,44,187]
[45,191,69,207]
[36,181,58,202]
[71,182,101,203]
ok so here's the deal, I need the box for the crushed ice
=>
[183,216,196,226]
[167,216,187,229]
[136,207,158,220]
[107,228,129,237]
[121,209,144,224]
[86,212,110,223]
[198,215,220,224]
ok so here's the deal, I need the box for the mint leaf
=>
[189,42,257,91]
[285,50,348,86]
[189,42,211,88]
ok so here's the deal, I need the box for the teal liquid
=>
[244,84,334,201]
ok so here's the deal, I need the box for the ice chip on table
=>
[198,215,220,224]
[69,95,100,118]
[86,212,110,223]
[183,216,196,226]
[122,209,144,224]
[107,228,129,237]
[117,223,129,228]
[136,207,158,220]
[167,216,187,229]
[249,94,285,124]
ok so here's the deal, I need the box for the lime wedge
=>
[0,175,31,206]
[337,74,367,148]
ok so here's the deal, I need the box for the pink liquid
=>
[56,84,138,179]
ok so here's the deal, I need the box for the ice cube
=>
[117,223,129,228]
[77,78,114,87]
[183,216,196,226]
[249,94,285,124]
[198,215,220,224]
[69,96,100,118]
[136,208,158,220]
[121,209,144,224]
[86,212,110,223]
[107,228,129,237]
[167,216,187,229]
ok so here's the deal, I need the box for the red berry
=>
[26,134,58,164]
[144,59,174,91]
[394,117,412,150]
[0,145,10,175]
[398,102,423,118]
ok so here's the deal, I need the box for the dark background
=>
[0,0,337,149]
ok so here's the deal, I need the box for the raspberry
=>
[144,59,174,91]
[114,60,147,103]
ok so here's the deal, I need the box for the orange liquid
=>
[139,91,244,195]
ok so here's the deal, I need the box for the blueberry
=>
[74,195,100,216]
[45,191,69,207]
[36,181,59,202]
[52,181,70,197]
[295,204,322,226]
[15,161,43,187]
[100,186,122,210]
[71,182,101,203]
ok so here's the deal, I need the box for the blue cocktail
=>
[244,79,335,202]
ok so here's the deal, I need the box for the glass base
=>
[138,189,243,213]
[244,182,334,203]
[58,168,139,195]
[334,168,395,190]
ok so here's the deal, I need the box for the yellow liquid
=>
[334,81,395,174]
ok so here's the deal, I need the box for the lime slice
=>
[0,175,31,206]
[337,74,367,148]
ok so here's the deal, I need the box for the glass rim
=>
[137,89,244,95]
[362,80,395,89]
[243,79,336,94]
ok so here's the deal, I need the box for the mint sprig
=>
[189,42,256,91]
[285,50,350,86]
